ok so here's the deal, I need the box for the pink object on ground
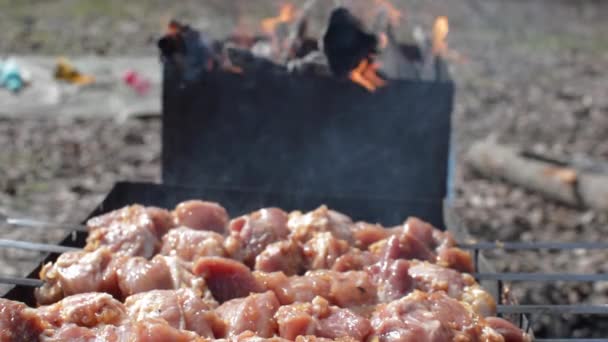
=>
[123,70,151,95]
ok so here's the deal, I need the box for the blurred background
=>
[0,0,607,337]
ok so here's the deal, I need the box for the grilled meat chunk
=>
[331,249,378,272]
[225,208,290,267]
[218,330,291,342]
[215,291,281,338]
[407,260,496,316]
[275,296,371,341]
[116,255,207,300]
[370,291,510,342]
[125,289,223,338]
[255,239,305,276]
[351,222,395,250]
[43,319,204,342]
[370,217,474,273]
[0,299,47,342]
[172,200,229,234]
[366,258,495,316]
[87,205,174,238]
[85,205,173,258]
[193,257,262,303]
[255,269,376,308]
[303,232,350,270]
[287,206,355,244]
[161,227,226,261]
[36,247,120,305]
[37,250,207,305]
[38,292,127,328]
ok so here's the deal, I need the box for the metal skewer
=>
[0,239,81,253]
[4,217,87,232]
[0,276,43,287]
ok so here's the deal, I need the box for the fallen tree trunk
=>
[466,141,608,211]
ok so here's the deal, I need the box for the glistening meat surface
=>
[225,208,290,267]
[215,291,281,338]
[172,200,229,234]
[37,249,208,304]
[370,291,528,342]
[275,296,371,341]
[161,227,226,261]
[125,289,223,338]
[85,205,171,259]
[17,201,530,341]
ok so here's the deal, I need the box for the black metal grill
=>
[1,182,607,340]
[461,240,608,341]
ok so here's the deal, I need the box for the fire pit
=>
[161,6,454,228]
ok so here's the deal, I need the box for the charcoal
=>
[322,7,378,78]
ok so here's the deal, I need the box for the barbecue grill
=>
[2,182,607,340]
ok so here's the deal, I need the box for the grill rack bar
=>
[461,241,608,251]
[3,217,87,232]
[0,239,80,254]
[475,273,608,282]
[463,237,608,340]
[0,276,43,287]
[498,304,608,315]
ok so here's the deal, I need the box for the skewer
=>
[4,217,87,232]
[0,239,81,254]
[0,275,43,287]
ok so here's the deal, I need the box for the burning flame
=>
[349,60,386,92]
[374,0,403,27]
[432,16,449,56]
[261,3,297,35]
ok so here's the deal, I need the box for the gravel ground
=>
[1,0,608,338]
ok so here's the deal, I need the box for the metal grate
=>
[1,183,607,340]
[463,241,608,341]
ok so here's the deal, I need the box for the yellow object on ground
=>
[54,57,95,85]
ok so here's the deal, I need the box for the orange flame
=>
[432,16,449,56]
[261,3,297,35]
[374,0,403,27]
[349,60,386,92]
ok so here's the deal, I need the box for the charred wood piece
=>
[322,7,378,78]
[157,20,216,83]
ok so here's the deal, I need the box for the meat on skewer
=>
[194,256,494,316]
[0,288,527,342]
[35,204,474,308]
[2,199,529,341]
[35,247,210,305]
[84,200,229,259]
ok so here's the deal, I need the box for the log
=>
[467,141,608,211]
